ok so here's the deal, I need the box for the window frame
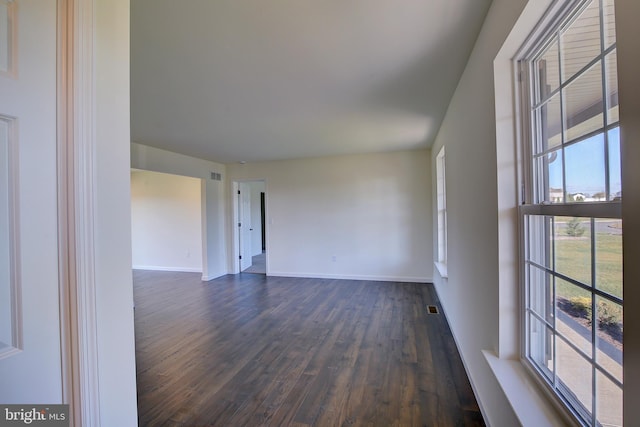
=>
[516,0,623,425]
[435,146,447,278]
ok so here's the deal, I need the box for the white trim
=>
[0,115,22,360]
[230,181,240,274]
[519,201,621,218]
[267,271,432,284]
[200,178,208,280]
[0,0,17,78]
[483,351,579,427]
[230,178,270,276]
[132,265,203,273]
[433,262,448,279]
[6,116,20,356]
[435,146,447,267]
[57,0,101,425]
[74,0,100,423]
[201,273,227,281]
[0,342,19,359]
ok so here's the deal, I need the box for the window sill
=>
[483,350,577,427]
[434,262,448,278]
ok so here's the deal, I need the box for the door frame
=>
[57,0,100,425]
[232,181,253,272]
[231,181,239,273]
[231,179,268,275]
[239,182,252,272]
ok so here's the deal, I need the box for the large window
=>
[518,0,622,425]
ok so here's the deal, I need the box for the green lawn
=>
[554,218,623,324]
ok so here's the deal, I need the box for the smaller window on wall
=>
[435,147,447,278]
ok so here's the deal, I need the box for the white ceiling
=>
[131,0,492,164]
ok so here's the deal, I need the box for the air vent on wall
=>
[210,172,222,181]
[426,305,439,314]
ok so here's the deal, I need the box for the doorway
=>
[234,180,267,274]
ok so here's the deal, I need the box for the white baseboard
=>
[267,271,432,283]
[132,265,202,273]
[143,268,432,284]
[201,271,228,281]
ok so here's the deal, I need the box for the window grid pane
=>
[533,149,564,204]
[602,0,616,49]
[563,62,604,144]
[524,214,623,426]
[527,311,555,382]
[594,219,622,299]
[557,335,594,423]
[597,370,622,427]
[535,38,560,103]
[560,0,601,83]
[595,295,622,383]
[555,216,592,285]
[556,278,593,357]
[529,9,621,205]
[533,95,562,154]
[607,127,621,200]
[565,135,606,202]
[605,51,619,125]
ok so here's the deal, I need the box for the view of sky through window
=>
[546,127,621,198]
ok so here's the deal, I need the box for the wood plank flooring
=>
[134,270,485,427]
[243,252,266,274]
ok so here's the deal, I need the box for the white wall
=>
[131,170,203,272]
[227,150,432,282]
[95,0,138,424]
[0,121,9,347]
[130,143,227,280]
[429,0,528,425]
[432,0,640,426]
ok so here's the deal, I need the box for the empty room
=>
[1,1,637,427]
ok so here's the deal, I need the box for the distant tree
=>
[566,217,586,237]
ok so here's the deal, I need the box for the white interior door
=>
[0,0,63,403]
[239,183,252,271]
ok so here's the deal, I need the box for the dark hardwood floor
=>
[134,270,485,427]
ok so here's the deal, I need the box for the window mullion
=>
[519,201,621,219]
[590,217,598,425]
[517,59,534,206]
[599,0,611,203]
[556,29,567,205]
[550,217,557,389]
